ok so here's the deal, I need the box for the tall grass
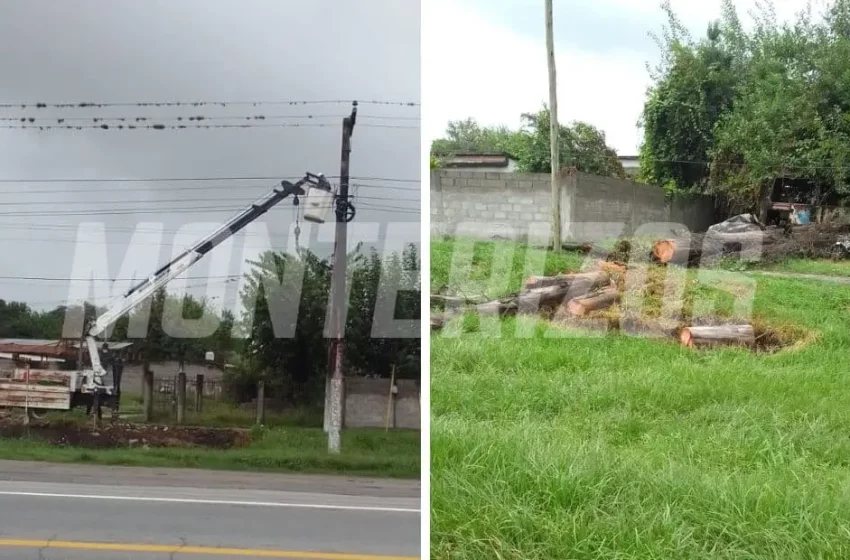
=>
[431,238,850,559]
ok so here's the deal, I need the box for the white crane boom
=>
[80,173,329,393]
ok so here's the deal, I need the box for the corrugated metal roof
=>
[0,338,57,346]
[0,338,133,357]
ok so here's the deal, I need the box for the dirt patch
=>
[0,418,251,449]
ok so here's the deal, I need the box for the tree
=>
[513,108,626,177]
[641,0,850,215]
[430,110,625,178]
[638,1,742,193]
[430,118,517,156]
[235,246,421,406]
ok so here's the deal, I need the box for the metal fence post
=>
[195,374,204,413]
[176,371,186,425]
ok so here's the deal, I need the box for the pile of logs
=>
[430,267,615,330]
[431,260,760,350]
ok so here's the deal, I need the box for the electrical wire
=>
[0,202,418,217]
[0,114,419,123]
[0,99,419,109]
[0,193,418,206]
[0,175,418,184]
[0,182,420,195]
[0,122,416,130]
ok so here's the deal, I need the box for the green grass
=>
[758,257,850,277]
[431,238,850,558]
[0,426,420,478]
[431,239,586,298]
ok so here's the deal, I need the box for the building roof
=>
[0,338,133,358]
[440,152,513,168]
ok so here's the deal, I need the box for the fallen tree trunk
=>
[515,273,610,313]
[652,231,781,265]
[524,270,609,291]
[680,325,755,348]
[432,270,611,328]
[565,287,620,317]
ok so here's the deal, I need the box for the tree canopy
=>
[641,0,850,213]
[1,244,420,407]
[431,107,626,178]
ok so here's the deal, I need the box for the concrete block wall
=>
[343,377,420,430]
[431,169,716,243]
[430,169,554,243]
[568,172,669,240]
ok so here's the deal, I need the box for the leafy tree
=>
[430,109,625,178]
[639,1,742,192]
[641,0,850,214]
[512,108,626,177]
[235,246,420,406]
[430,118,517,156]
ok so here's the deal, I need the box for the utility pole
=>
[545,0,562,252]
[327,101,357,454]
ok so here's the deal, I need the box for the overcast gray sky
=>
[0,0,421,314]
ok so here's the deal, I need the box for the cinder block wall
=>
[431,169,715,243]
[430,169,554,244]
[343,377,420,430]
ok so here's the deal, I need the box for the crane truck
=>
[0,172,333,418]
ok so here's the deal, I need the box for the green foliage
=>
[639,2,741,192]
[430,108,625,178]
[642,0,850,209]
[430,118,518,156]
[236,246,420,405]
[1,246,421,409]
[512,107,626,177]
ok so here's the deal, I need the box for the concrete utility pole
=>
[327,101,358,454]
[545,0,562,252]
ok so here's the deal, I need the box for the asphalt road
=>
[0,461,420,559]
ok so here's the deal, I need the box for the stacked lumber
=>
[0,369,73,410]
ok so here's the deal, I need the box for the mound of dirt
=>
[0,418,251,449]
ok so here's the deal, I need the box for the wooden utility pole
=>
[545,0,561,252]
[327,101,357,454]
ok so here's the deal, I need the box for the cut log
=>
[680,325,755,348]
[565,287,620,317]
[524,270,608,291]
[652,231,780,265]
[516,272,610,313]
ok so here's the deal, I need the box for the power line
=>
[0,114,419,123]
[0,99,420,109]
[0,175,419,184]
[0,122,417,131]
[0,202,419,217]
[0,223,307,236]
[0,193,419,206]
[0,274,242,282]
[0,181,420,195]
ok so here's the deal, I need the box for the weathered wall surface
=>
[430,169,556,244]
[431,169,716,243]
[569,172,668,240]
[343,377,420,430]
